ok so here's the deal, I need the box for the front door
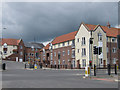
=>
[77,60,79,69]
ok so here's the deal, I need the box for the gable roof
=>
[43,22,120,50]
[85,24,120,37]
[1,38,21,45]
[52,31,78,45]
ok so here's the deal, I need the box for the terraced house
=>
[40,22,120,69]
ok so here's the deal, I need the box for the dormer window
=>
[63,42,65,46]
[112,37,116,42]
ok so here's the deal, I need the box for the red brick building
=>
[24,42,44,64]
[40,22,120,69]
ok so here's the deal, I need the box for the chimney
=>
[107,21,111,28]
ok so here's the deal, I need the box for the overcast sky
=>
[2,2,118,45]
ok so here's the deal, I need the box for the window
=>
[32,53,34,56]
[68,41,69,46]
[58,43,60,47]
[20,52,23,56]
[62,60,65,65]
[68,50,70,55]
[77,38,79,42]
[72,40,75,46]
[78,49,79,53]
[20,46,23,49]
[63,51,64,56]
[106,37,108,42]
[35,53,39,58]
[51,53,53,60]
[82,37,86,45]
[99,58,102,64]
[72,50,75,58]
[98,33,102,41]
[63,42,65,46]
[107,47,109,53]
[72,60,75,68]
[82,48,86,56]
[50,61,53,65]
[58,51,60,60]
[82,59,86,67]
[54,61,56,65]
[68,59,70,62]
[54,45,56,49]
[112,38,116,42]
[4,51,7,54]
[113,58,116,64]
[58,60,60,65]
[112,48,116,53]
[54,52,56,56]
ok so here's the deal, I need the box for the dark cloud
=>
[2,2,118,43]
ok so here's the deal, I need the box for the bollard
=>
[55,65,56,68]
[71,64,73,69]
[108,64,111,75]
[94,64,96,76]
[115,64,117,75]
[2,63,6,70]
[58,65,60,69]
[25,64,26,68]
[79,64,81,69]
[85,66,90,77]
[40,63,42,69]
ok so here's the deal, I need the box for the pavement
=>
[1,60,119,88]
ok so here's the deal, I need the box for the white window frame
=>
[82,37,86,45]
[112,47,116,53]
[68,50,70,55]
[82,59,86,67]
[63,51,65,56]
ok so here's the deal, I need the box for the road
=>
[1,60,119,88]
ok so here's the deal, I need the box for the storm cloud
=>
[2,2,118,44]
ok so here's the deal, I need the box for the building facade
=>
[0,38,25,62]
[40,22,120,69]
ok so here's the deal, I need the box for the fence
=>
[93,64,118,76]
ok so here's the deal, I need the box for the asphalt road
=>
[1,61,119,88]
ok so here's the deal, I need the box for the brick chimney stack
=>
[107,21,111,28]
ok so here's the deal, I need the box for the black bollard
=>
[94,64,96,76]
[108,64,111,75]
[2,63,6,70]
[25,64,26,68]
[115,64,117,75]
[55,65,56,68]
[58,65,59,69]
[71,64,73,69]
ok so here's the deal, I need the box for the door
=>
[77,60,80,69]
[103,60,106,68]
